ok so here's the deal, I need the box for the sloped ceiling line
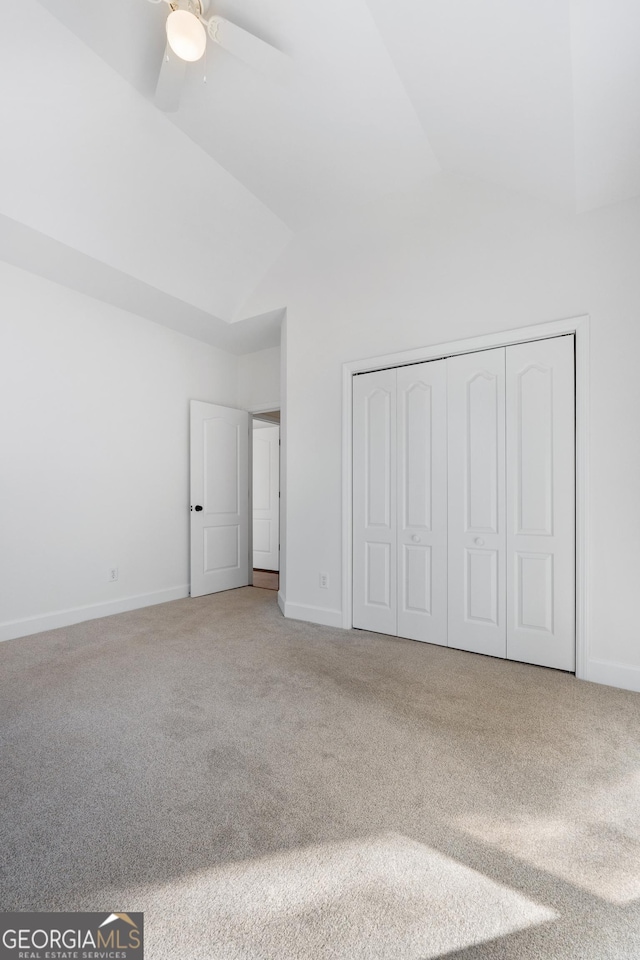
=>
[2,0,639,351]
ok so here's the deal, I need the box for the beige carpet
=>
[1,587,639,958]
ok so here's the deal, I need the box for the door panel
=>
[204,418,239,514]
[466,548,499,624]
[506,336,575,670]
[366,387,393,528]
[404,544,432,613]
[517,553,554,633]
[397,360,448,644]
[204,524,239,572]
[516,362,554,535]
[366,541,392,607]
[190,400,249,598]
[353,369,397,634]
[448,349,507,657]
[466,372,500,533]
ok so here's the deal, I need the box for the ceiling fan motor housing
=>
[166,0,209,15]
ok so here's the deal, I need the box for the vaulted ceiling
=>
[1,0,638,351]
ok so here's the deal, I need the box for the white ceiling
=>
[366,0,576,209]
[1,0,639,350]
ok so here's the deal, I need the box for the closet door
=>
[506,336,575,670]
[448,348,507,657]
[353,368,397,634]
[397,360,448,644]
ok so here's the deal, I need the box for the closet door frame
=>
[342,315,590,681]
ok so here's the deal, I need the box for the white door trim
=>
[342,315,590,680]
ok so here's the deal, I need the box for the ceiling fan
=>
[147,0,289,111]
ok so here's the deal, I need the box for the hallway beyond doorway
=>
[253,569,279,591]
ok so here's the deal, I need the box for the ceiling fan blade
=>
[154,43,187,112]
[207,16,290,83]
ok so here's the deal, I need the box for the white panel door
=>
[448,349,507,658]
[190,400,249,598]
[397,360,448,645]
[253,424,280,571]
[353,368,397,635]
[506,336,575,670]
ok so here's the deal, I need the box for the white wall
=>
[238,346,281,411]
[243,173,640,691]
[0,262,238,640]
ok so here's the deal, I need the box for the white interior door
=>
[506,336,575,670]
[448,348,507,658]
[353,368,397,635]
[397,360,448,644]
[253,423,280,571]
[190,400,249,598]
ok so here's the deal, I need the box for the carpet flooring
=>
[1,587,639,959]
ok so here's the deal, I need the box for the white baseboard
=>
[0,585,190,643]
[12,590,636,697]
[282,600,344,629]
[586,658,640,694]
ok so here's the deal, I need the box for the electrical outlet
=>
[109,567,118,582]
[319,572,329,589]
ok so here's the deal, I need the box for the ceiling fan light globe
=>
[166,10,207,62]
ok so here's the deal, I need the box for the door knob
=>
[194,505,203,512]
[411,535,421,543]
[474,537,484,546]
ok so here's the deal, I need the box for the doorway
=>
[252,411,280,592]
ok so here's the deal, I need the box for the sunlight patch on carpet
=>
[125,833,556,959]
[458,770,640,904]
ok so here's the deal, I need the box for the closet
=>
[352,335,575,671]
